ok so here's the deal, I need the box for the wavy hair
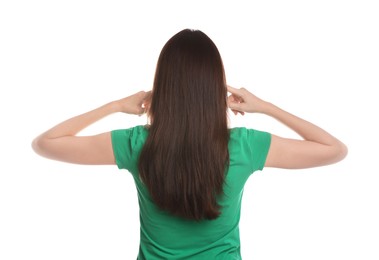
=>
[138,29,229,221]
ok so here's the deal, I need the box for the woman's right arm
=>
[227,86,348,169]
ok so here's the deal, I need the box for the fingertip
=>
[227,85,237,93]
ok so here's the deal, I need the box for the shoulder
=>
[110,125,149,170]
[229,127,270,140]
[229,127,272,172]
[111,125,149,148]
[112,125,149,137]
[228,127,271,156]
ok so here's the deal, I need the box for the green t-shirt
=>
[111,125,271,260]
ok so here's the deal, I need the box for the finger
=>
[230,109,245,116]
[143,100,151,114]
[137,91,151,106]
[227,95,236,103]
[227,85,242,95]
[228,94,244,104]
[227,99,243,111]
[232,109,240,115]
[134,107,145,116]
[141,90,152,100]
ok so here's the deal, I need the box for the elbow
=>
[31,137,41,155]
[332,141,348,163]
[340,142,348,159]
[31,136,47,157]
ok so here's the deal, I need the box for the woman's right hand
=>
[227,85,269,115]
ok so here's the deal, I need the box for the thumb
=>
[227,99,244,112]
[136,106,146,116]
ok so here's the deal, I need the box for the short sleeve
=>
[111,125,148,171]
[246,129,272,172]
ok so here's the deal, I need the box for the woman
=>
[32,29,347,259]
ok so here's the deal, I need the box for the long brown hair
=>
[138,29,229,221]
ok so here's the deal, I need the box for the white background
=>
[1,1,378,259]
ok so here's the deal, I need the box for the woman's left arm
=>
[32,91,151,165]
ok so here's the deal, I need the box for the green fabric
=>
[111,125,271,260]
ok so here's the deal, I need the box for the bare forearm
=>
[227,86,347,168]
[263,102,344,147]
[31,91,151,164]
[38,101,118,139]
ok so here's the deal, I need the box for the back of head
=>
[138,29,229,221]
